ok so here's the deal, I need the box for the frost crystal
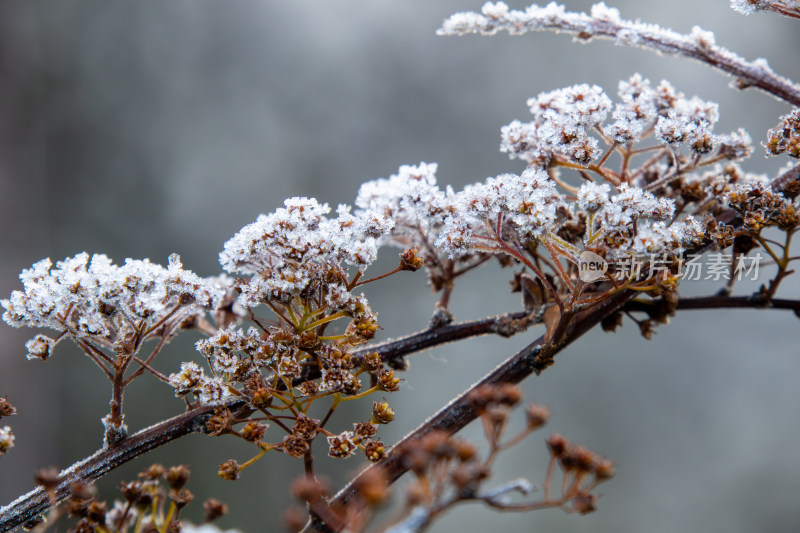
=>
[1,253,225,359]
[220,196,392,309]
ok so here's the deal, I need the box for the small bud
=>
[87,500,108,524]
[166,465,191,490]
[250,387,273,409]
[241,422,268,442]
[291,415,319,440]
[0,397,17,418]
[354,468,390,506]
[371,400,395,424]
[593,458,615,481]
[525,403,550,429]
[281,434,310,458]
[361,351,382,372]
[203,499,228,523]
[217,459,240,481]
[139,464,166,481]
[169,489,194,510]
[570,493,597,515]
[120,481,143,503]
[546,433,569,458]
[399,248,424,271]
[377,369,401,392]
[364,440,386,463]
[353,422,378,439]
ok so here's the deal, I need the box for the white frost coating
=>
[1,253,225,358]
[438,2,800,106]
[731,0,800,15]
[220,196,393,308]
[436,168,569,257]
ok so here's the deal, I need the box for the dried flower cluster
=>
[26,463,227,533]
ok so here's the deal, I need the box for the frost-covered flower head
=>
[437,168,569,257]
[219,197,392,308]
[501,75,749,168]
[1,253,225,359]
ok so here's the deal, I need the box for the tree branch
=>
[0,402,244,532]
[438,4,800,107]
[624,295,800,315]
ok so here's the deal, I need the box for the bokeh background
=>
[1,1,799,532]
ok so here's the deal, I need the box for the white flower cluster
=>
[355,162,451,247]
[0,426,14,456]
[501,75,750,168]
[437,168,568,257]
[501,84,611,166]
[219,197,392,308]
[1,253,225,359]
[579,183,705,259]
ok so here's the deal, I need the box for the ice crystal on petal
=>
[169,362,206,396]
[577,182,611,212]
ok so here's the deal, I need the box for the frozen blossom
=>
[1,253,225,358]
[327,430,358,458]
[168,361,206,395]
[355,162,450,245]
[220,197,392,308]
[436,168,568,256]
[502,84,611,167]
[577,182,611,212]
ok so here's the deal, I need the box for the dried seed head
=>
[217,459,240,481]
[364,440,387,463]
[281,434,311,458]
[354,422,378,439]
[165,465,191,490]
[203,498,228,523]
[372,400,395,424]
[0,397,16,418]
[241,422,268,442]
[399,248,425,271]
[169,489,194,510]
[292,415,319,440]
[120,481,143,504]
[546,433,569,458]
[526,403,550,429]
[87,500,108,524]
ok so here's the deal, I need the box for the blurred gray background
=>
[1,1,799,532]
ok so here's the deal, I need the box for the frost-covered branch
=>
[731,0,800,20]
[438,2,800,107]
